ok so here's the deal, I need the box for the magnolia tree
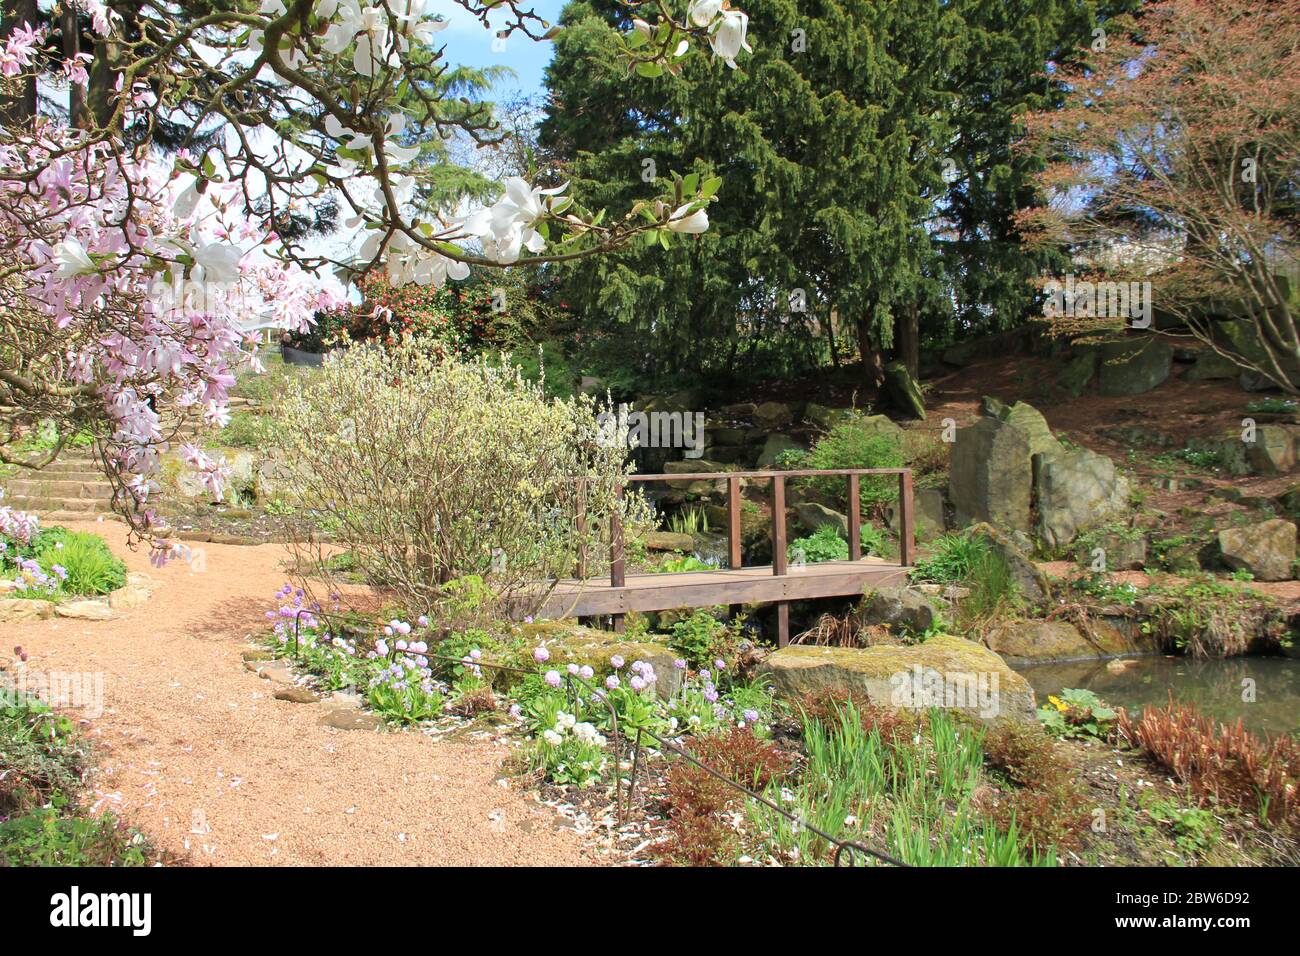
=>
[0,0,751,561]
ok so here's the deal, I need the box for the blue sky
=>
[441,1,568,100]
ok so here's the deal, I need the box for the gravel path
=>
[2,521,591,867]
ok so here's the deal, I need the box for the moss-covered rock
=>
[982,619,1134,665]
[756,634,1035,722]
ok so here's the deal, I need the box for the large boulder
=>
[1095,337,1174,396]
[966,522,1051,604]
[982,620,1132,664]
[996,401,1063,460]
[1034,447,1132,550]
[886,487,946,541]
[948,418,1032,532]
[756,634,1036,722]
[793,501,848,537]
[1184,350,1241,382]
[1058,352,1098,397]
[861,586,937,634]
[1244,424,1300,474]
[753,401,794,431]
[756,433,802,468]
[1218,519,1297,581]
[882,361,925,420]
[640,531,696,552]
[856,413,906,444]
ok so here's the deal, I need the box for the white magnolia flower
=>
[709,9,752,68]
[388,0,449,47]
[316,0,340,17]
[463,177,567,263]
[666,203,710,234]
[193,241,244,283]
[259,0,287,13]
[323,1,395,76]
[689,0,724,27]
[173,176,202,219]
[54,239,97,278]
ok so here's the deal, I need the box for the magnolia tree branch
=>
[0,0,753,557]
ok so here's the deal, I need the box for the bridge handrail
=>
[580,468,915,612]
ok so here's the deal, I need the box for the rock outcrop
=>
[1218,519,1297,581]
[757,634,1036,722]
[948,417,1032,533]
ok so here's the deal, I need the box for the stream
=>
[1013,655,1300,737]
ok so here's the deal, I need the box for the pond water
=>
[1013,655,1300,738]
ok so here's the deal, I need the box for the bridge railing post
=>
[610,480,625,632]
[848,473,862,560]
[898,469,915,567]
[772,473,789,647]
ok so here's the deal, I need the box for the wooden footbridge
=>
[537,468,915,646]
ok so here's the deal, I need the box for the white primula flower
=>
[688,0,723,27]
[53,239,97,278]
[542,729,562,746]
[709,9,751,68]
[666,203,710,234]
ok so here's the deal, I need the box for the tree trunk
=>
[62,5,85,128]
[87,33,117,130]
[898,302,920,381]
[857,307,884,387]
[0,0,39,127]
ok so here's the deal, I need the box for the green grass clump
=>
[748,700,1056,866]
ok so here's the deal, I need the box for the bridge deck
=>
[537,557,910,619]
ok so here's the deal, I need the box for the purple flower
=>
[524,616,534,624]
[533,646,550,663]
[579,665,594,680]
[375,639,389,656]
[417,615,429,628]
[544,670,562,688]
[567,663,579,675]
[469,649,482,660]
[714,658,725,670]
[605,674,621,690]
[674,658,687,670]
[610,655,624,670]
[630,676,646,692]
[743,709,760,723]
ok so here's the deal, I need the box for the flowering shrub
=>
[273,340,651,618]
[302,273,524,353]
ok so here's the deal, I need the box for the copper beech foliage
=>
[1017,0,1300,391]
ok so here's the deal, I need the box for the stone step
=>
[39,510,122,524]
[4,478,114,500]
[22,459,99,477]
[4,495,101,512]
